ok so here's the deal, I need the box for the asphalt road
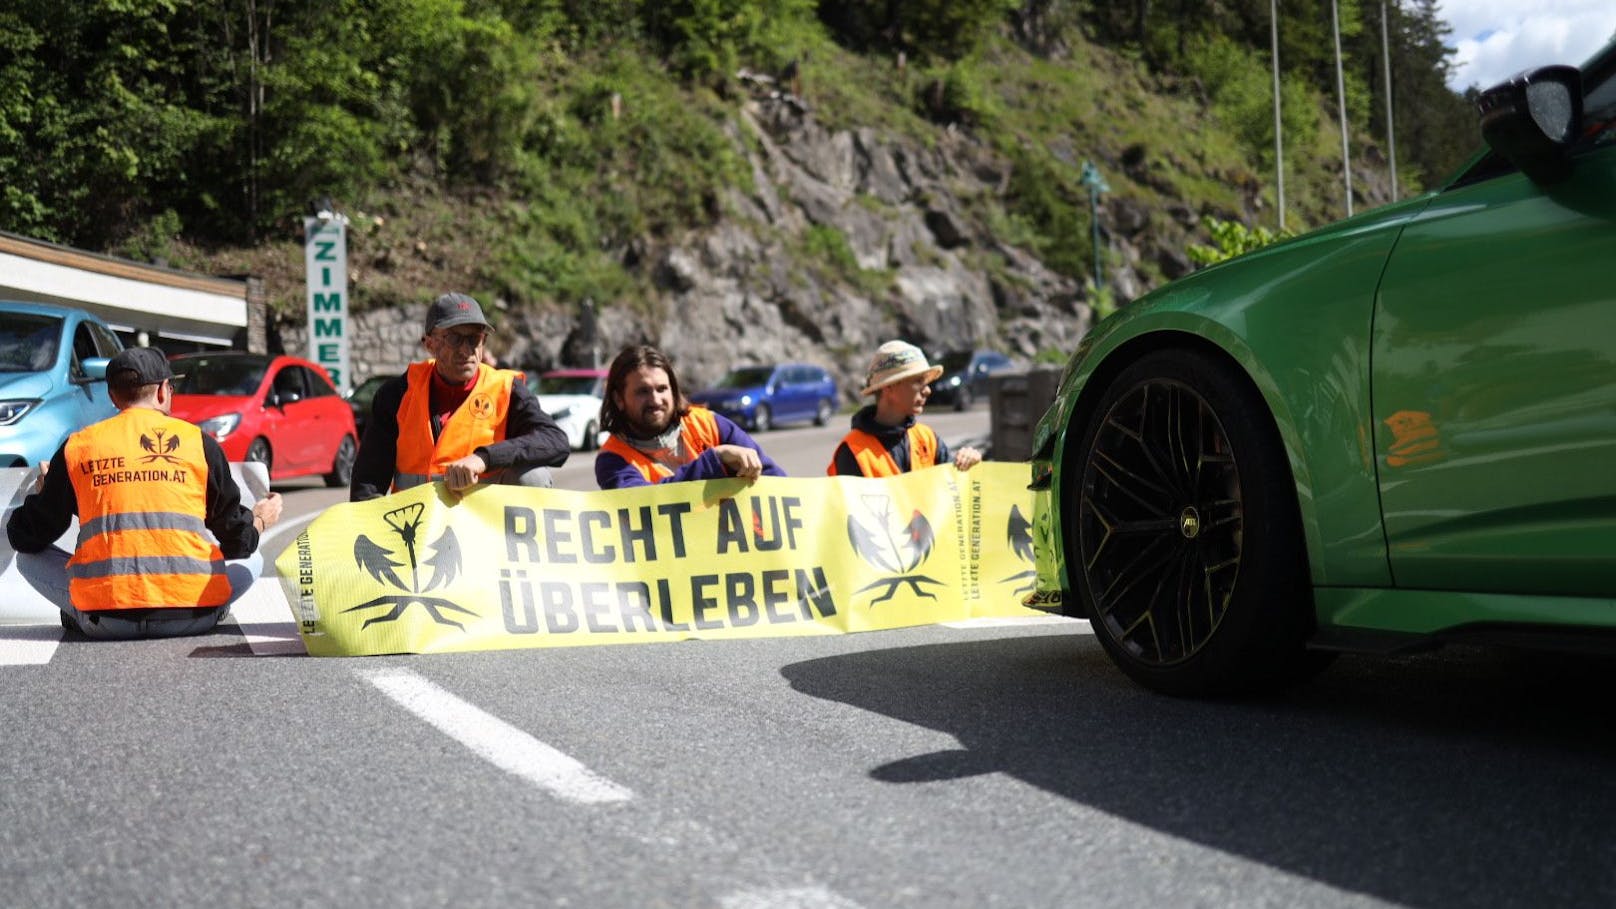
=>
[3,406,1614,908]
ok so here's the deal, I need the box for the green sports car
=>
[1028,40,1616,696]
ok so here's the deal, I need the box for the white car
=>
[530,368,608,451]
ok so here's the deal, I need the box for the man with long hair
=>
[596,345,785,489]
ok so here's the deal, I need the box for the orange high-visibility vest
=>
[65,409,230,611]
[600,407,722,483]
[394,361,517,490]
[829,424,938,477]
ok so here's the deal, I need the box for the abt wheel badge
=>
[1179,507,1201,539]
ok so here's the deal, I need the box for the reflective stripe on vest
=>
[65,410,230,611]
[600,408,722,483]
[393,361,517,490]
[831,424,938,477]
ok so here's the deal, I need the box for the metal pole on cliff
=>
[1270,0,1286,231]
[1381,0,1398,202]
[1081,160,1109,290]
[1331,0,1354,217]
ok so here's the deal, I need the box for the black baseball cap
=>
[107,347,178,386]
[424,292,492,333]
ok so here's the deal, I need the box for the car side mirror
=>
[78,357,110,383]
[1477,65,1582,185]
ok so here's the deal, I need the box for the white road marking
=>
[942,615,1091,630]
[259,512,319,549]
[360,667,634,804]
[720,887,867,909]
[0,623,62,665]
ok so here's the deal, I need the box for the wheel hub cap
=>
[1179,506,1201,539]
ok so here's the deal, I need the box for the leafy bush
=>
[1186,216,1292,267]
[1003,144,1091,281]
[1181,34,1318,167]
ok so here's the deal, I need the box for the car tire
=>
[1066,348,1331,696]
[753,405,772,433]
[324,435,356,488]
[954,387,972,411]
[246,438,272,476]
[581,420,599,452]
[814,399,833,426]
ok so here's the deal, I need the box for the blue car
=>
[689,363,838,432]
[0,301,123,466]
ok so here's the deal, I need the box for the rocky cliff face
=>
[284,93,1164,400]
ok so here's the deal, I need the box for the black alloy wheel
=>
[954,386,972,411]
[1068,349,1328,696]
[324,435,356,487]
[582,420,599,451]
[753,404,773,433]
[814,399,833,426]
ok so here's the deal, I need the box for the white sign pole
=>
[304,214,351,394]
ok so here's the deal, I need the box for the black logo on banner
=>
[1001,504,1038,597]
[346,502,477,630]
[847,494,941,605]
[138,430,184,464]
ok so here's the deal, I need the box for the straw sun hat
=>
[860,340,945,396]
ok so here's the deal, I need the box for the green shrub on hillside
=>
[1186,216,1292,267]
[1181,34,1319,167]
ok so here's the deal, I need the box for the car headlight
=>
[551,406,573,420]
[0,399,39,426]
[198,413,242,439]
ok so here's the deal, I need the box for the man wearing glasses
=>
[349,293,569,502]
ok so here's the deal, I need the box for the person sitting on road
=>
[6,347,284,639]
[349,292,570,502]
[595,344,786,489]
[828,340,983,477]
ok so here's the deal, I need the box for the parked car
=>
[345,373,392,439]
[0,301,123,467]
[168,352,357,487]
[928,349,1016,411]
[688,363,838,432]
[528,368,608,451]
[1028,44,1616,696]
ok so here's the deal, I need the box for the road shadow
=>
[780,631,1616,908]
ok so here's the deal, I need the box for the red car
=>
[168,352,358,486]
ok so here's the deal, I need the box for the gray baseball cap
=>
[424,293,492,333]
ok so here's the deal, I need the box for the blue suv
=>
[689,363,838,432]
[0,301,123,466]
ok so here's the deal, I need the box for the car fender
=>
[1046,198,1439,594]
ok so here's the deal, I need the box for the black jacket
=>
[349,368,570,502]
[7,423,259,558]
[828,405,954,476]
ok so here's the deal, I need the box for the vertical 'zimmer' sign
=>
[304,215,351,394]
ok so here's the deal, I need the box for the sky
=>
[1439,0,1616,92]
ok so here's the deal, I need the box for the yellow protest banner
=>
[276,462,1042,656]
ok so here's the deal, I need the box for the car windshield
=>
[938,351,975,372]
[171,356,270,396]
[713,366,775,389]
[537,375,602,396]
[0,313,63,373]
